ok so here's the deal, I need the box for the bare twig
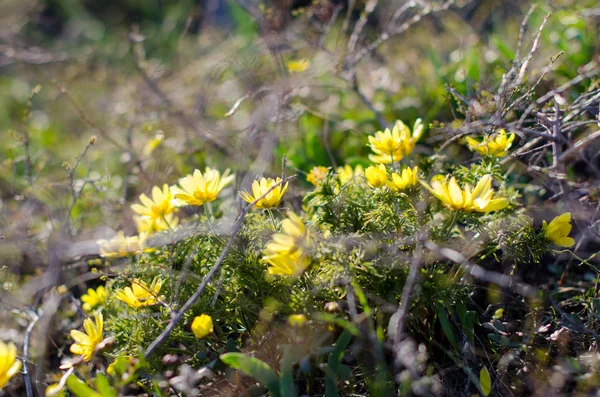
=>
[224,94,250,117]
[318,4,343,49]
[23,310,40,397]
[352,75,388,129]
[57,84,126,151]
[559,129,600,164]
[348,0,456,66]
[518,61,600,126]
[514,11,551,89]
[425,242,536,297]
[22,85,41,186]
[513,5,537,62]
[348,0,378,53]
[64,137,96,233]
[341,0,357,38]
[391,240,423,346]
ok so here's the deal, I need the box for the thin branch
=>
[23,310,40,397]
[352,75,388,129]
[341,0,357,38]
[57,84,127,151]
[22,86,41,186]
[318,4,344,49]
[65,137,96,234]
[513,5,537,62]
[349,0,456,66]
[552,100,563,169]
[559,129,600,164]
[514,10,551,89]
[391,241,422,346]
[348,0,378,53]
[518,61,600,126]
[425,242,536,297]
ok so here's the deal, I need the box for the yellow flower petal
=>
[191,314,214,339]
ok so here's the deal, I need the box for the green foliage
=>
[305,175,375,234]
[479,366,492,396]
[220,353,282,397]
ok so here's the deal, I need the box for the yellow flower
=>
[264,251,312,277]
[45,383,66,397]
[465,129,516,157]
[307,166,328,186]
[143,131,164,156]
[170,168,234,206]
[287,58,310,73]
[288,314,307,327]
[365,164,388,188]
[265,212,310,254]
[98,232,148,258]
[543,212,575,247]
[131,184,176,219]
[107,356,134,377]
[368,119,424,164]
[70,312,104,362]
[337,164,364,184]
[115,278,163,309]
[0,341,21,390]
[191,314,214,339]
[135,213,179,234]
[81,286,107,312]
[421,174,508,213]
[388,166,419,191]
[240,177,289,209]
[263,212,312,276]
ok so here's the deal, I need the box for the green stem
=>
[204,202,214,233]
[266,209,278,230]
[555,249,600,273]
[443,211,460,239]
[161,214,175,232]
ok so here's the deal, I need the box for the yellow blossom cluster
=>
[421,174,508,213]
[81,286,107,312]
[115,277,164,309]
[307,166,328,186]
[364,164,419,191]
[98,231,149,258]
[240,177,288,209]
[262,212,312,276]
[66,276,169,367]
[100,167,233,257]
[360,122,511,215]
[367,119,424,164]
[337,164,364,184]
[466,129,516,157]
